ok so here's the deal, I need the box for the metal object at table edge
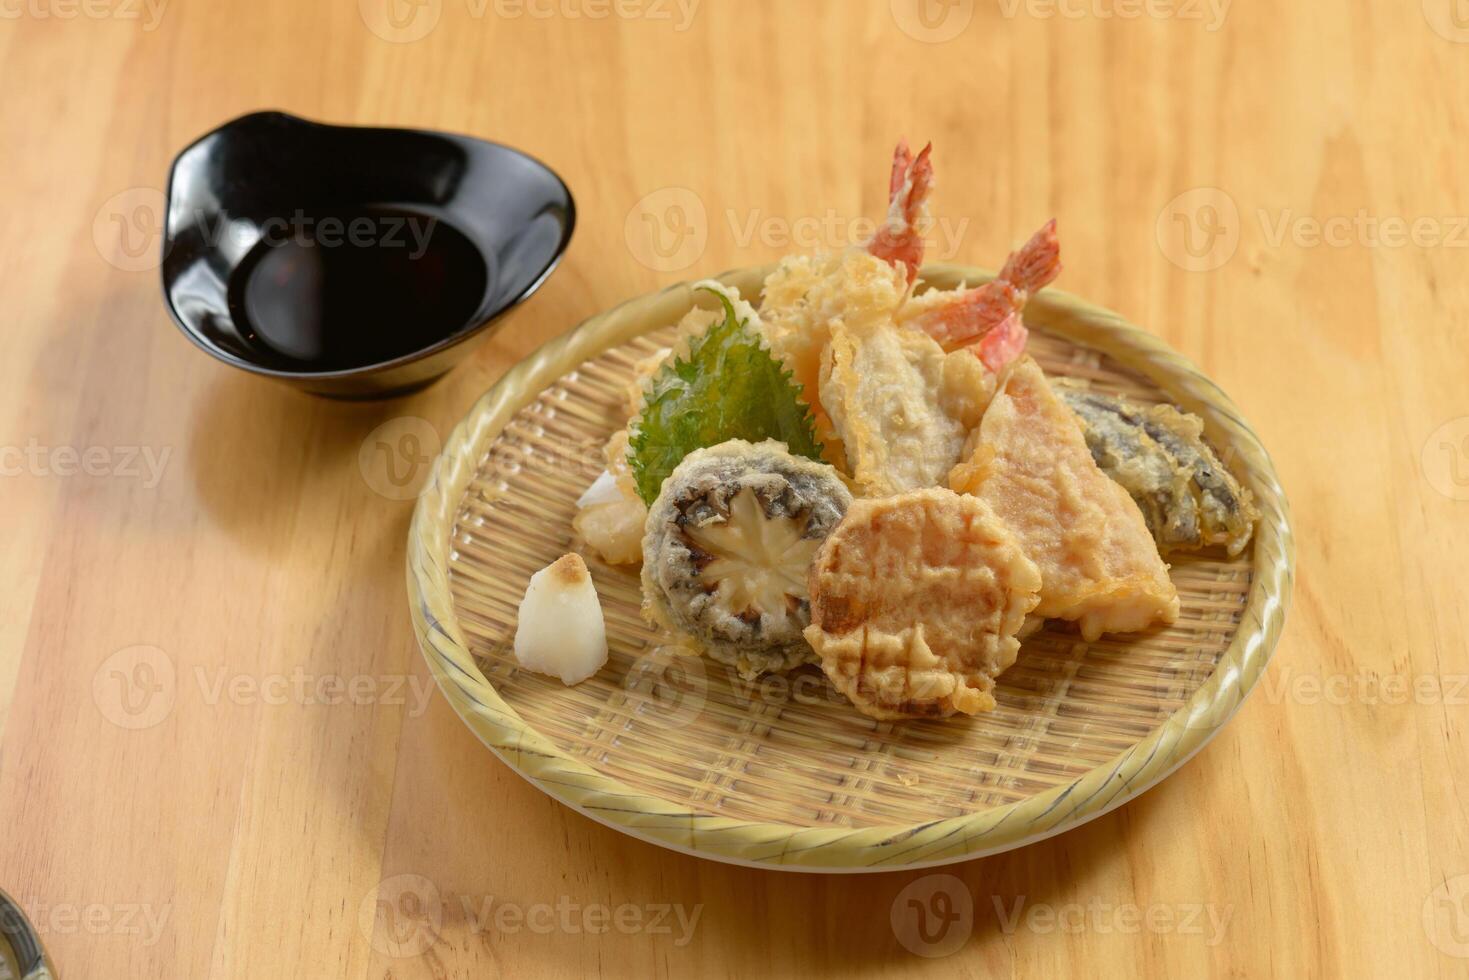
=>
[0,888,56,980]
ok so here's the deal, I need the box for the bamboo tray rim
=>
[406,263,1295,872]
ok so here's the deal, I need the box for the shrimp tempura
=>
[865,140,934,286]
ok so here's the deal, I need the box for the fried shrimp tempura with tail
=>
[759,250,914,467]
[865,139,934,287]
[999,220,1063,296]
[819,319,973,497]
[899,220,1062,370]
[805,488,1041,720]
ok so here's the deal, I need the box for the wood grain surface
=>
[2,1,1467,976]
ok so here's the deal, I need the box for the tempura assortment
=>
[520,140,1257,721]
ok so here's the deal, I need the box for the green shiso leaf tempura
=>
[628,288,823,505]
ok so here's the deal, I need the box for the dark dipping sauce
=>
[226,206,490,371]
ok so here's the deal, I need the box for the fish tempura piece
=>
[805,488,1042,720]
[950,358,1180,640]
[820,319,989,497]
[759,250,914,465]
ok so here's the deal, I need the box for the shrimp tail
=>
[887,139,914,200]
[904,218,1060,358]
[972,312,1029,372]
[998,219,1061,298]
[907,279,1019,348]
[867,140,935,286]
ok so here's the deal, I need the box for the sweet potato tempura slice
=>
[950,358,1180,640]
[805,488,1041,719]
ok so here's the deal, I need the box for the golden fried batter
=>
[819,322,973,497]
[759,251,912,467]
[1052,382,1259,556]
[804,488,1042,719]
[759,251,1000,489]
[950,358,1180,640]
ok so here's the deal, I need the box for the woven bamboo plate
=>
[407,263,1293,872]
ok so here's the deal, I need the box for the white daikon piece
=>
[514,553,608,685]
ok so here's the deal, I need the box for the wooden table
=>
[3,2,1467,976]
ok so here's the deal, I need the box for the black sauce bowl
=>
[161,111,575,399]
